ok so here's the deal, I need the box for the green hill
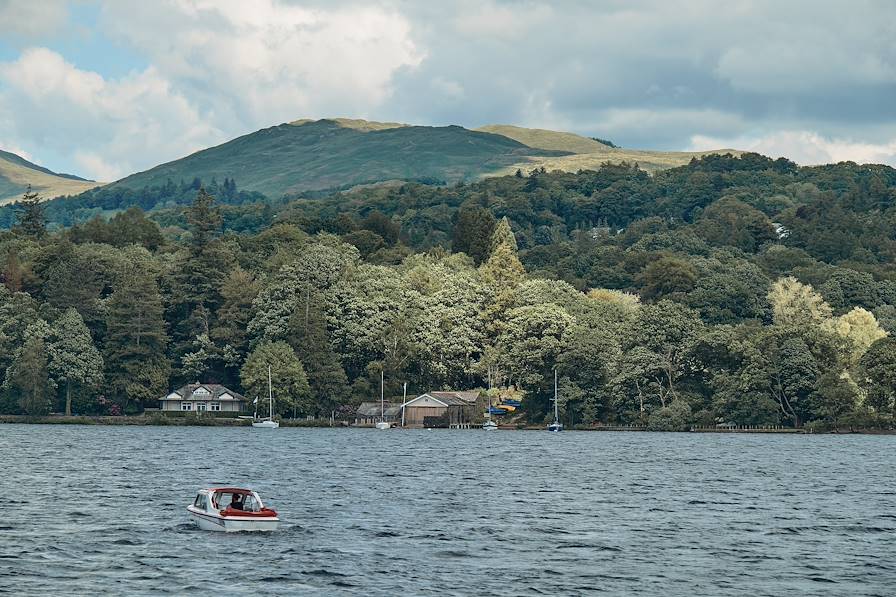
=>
[0,150,98,205]
[112,119,567,198]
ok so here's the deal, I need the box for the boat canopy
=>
[209,487,254,495]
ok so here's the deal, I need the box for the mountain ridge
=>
[0,150,100,205]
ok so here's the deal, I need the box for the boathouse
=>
[159,383,247,413]
[401,391,483,428]
[355,402,402,426]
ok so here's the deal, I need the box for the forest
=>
[2,152,896,430]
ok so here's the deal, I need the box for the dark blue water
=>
[2,425,895,596]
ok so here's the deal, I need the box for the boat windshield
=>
[214,491,261,512]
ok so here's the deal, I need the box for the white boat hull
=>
[252,420,279,428]
[188,506,280,532]
[482,421,498,431]
[375,421,391,429]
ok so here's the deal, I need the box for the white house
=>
[160,383,247,413]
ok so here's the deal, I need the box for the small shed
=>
[160,384,247,413]
[401,391,483,428]
[355,402,402,426]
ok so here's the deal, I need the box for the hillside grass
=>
[496,147,744,176]
[290,117,409,132]
[113,120,565,198]
[476,124,612,154]
[0,156,100,205]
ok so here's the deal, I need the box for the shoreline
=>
[1,415,894,434]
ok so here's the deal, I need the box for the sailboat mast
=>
[401,381,407,427]
[554,367,559,422]
[268,364,273,420]
[380,368,385,423]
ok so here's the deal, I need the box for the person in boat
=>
[229,493,245,511]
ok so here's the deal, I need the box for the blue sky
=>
[1,0,894,181]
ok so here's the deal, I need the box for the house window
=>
[181,402,193,411]
[197,402,207,412]
[210,402,221,411]
[193,387,210,398]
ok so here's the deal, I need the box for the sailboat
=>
[375,369,391,430]
[482,392,498,431]
[547,368,563,432]
[252,365,279,428]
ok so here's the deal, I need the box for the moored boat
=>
[187,487,280,532]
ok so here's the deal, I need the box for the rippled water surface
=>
[2,425,895,596]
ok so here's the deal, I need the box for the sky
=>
[0,0,894,181]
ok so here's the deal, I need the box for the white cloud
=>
[0,0,69,36]
[0,47,223,180]
[98,0,424,130]
[689,131,896,166]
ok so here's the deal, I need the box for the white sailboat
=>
[375,369,391,430]
[252,365,279,428]
[482,392,498,431]
[547,368,563,432]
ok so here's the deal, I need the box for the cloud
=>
[689,131,896,167]
[3,1,896,177]
[0,0,69,37]
[97,0,424,131]
[0,47,223,180]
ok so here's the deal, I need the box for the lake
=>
[2,425,895,595]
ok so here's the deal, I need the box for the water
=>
[2,425,895,596]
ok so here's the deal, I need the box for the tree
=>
[165,188,232,364]
[768,277,833,327]
[498,303,574,392]
[623,301,703,405]
[209,266,260,380]
[480,217,526,288]
[249,240,359,342]
[826,307,887,367]
[287,296,349,415]
[740,329,820,427]
[241,341,311,417]
[48,308,104,415]
[696,196,777,253]
[6,335,53,415]
[639,256,697,301]
[105,267,170,411]
[13,186,46,239]
[451,205,496,265]
[858,337,896,416]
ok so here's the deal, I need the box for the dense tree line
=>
[2,153,896,430]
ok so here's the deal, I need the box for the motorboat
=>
[187,487,280,532]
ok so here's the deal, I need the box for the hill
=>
[0,150,99,205]
[475,124,612,153]
[477,124,742,174]
[111,119,566,198]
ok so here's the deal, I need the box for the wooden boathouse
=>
[400,391,484,428]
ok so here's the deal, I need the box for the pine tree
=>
[167,188,231,365]
[13,186,46,239]
[105,268,170,411]
[480,217,526,288]
[287,296,349,415]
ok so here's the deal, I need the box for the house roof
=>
[162,384,247,402]
[356,402,402,417]
[404,391,481,407]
